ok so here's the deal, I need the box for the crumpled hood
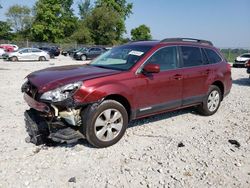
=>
[27,64,121,92]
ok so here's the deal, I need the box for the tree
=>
[95,0,133,42]
[131,24,152,41]
[70,21,93,44]
[78,0,92,20]
[85,5,124,45]
[5,5,32,32]
[0,21,12,40]
[95,0,133,19]
[31,0,77,42]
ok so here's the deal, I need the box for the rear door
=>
[31,48,42,60]
[134,46,183,116]
[179,46,211,106]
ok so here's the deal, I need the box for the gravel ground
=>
[0,56,249,188]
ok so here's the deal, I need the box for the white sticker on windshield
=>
[129,50,144,56]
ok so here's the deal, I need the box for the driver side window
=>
[146,46,178,71]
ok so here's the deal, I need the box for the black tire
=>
[81,55,87,61]
[39,56,46,61]
[10,56,18,62]
[197,85,222,116]
[81,100,128,148]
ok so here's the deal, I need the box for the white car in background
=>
[4,48,50,61]
[233,53,250,67]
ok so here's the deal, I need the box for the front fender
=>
[74,82,134,108]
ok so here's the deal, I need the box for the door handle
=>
[173,74,183,80]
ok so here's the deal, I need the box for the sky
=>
[0,0,249,48]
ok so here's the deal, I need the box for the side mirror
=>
[143,64,160,74]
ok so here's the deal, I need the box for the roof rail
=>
[160,38,213,46]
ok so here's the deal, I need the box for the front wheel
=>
[197,85,222,116]
[81,100,128,148]
[10,56,18,62]
[81,55,87,61]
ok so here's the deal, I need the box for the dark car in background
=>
[73,47,107,61]
[70,47,86,58]
[61,48,77,56]
[39,46,60,58]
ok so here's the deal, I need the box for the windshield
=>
[90,45,153,70]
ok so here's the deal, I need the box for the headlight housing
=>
[40,81,82,102]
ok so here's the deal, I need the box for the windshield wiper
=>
[91,64,125,71]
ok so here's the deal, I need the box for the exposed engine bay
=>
[22,80,86,145]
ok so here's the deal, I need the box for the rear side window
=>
[205,49,222,64]
[95,48,102,51]
[32,49,42,53]
[181,46,203,67]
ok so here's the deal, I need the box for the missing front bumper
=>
[24,109,84,145]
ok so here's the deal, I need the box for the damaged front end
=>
[22,80,86,145]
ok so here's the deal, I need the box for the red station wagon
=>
[22,38,232,148]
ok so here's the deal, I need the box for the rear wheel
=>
[39,56,46,61]
[10,56,18,62]
[81,100,128,148]
[197,85,222,116]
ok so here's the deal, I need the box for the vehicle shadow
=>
[233,78,250,86]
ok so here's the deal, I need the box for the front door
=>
[134,46,183,117]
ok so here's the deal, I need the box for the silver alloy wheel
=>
[94,109,123,142]
[207,90,220,112]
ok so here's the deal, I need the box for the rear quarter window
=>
[205,48,222,64]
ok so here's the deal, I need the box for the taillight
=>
[245,60,250,67]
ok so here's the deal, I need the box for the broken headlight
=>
[40,81,82,102]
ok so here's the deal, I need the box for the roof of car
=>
[127,38,214,48]
[125,40,160,47]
